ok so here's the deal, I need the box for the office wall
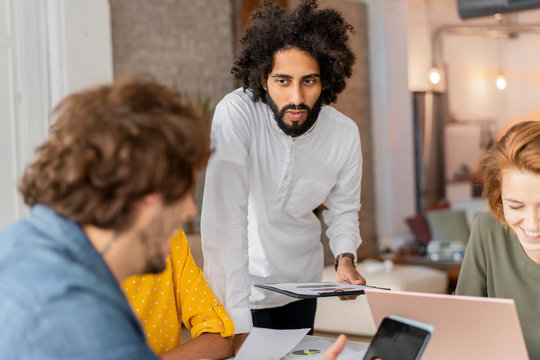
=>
[110,0,235,107]
[0,0,113,229]
[0,0,19,228]
[359,0,416,252]
[409,0,540,201]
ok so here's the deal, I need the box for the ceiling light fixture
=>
[496,74,507,90]
[429,67,441,84]
[426,0,442,87]
[495,14,506,91]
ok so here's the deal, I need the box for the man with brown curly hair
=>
[0,77,220,359]
[201,0,366,340]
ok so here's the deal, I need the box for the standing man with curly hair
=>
[201,0,366,343]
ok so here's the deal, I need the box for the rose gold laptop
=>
[364,289,529,360]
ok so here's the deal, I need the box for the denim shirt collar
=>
[27,204,117,286]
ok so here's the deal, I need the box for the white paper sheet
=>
[284,339,366,360]
[234,327,310,360]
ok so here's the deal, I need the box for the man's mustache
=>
[281,103,310,111]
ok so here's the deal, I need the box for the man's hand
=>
[335,255,366,300]
[321,334,347,360]
[233,332,249,355]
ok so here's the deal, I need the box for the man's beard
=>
[138,231,168,274]
[136,209,174,274]
[265,93,323,137]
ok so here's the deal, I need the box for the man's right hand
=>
[233,332,249,355]
[321,334,346,360]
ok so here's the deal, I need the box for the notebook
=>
[364,289,529,360]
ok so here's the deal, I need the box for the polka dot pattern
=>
[122,229,234,354]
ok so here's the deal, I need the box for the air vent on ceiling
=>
[458,0,540,19]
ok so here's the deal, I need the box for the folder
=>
[255,282,389,299]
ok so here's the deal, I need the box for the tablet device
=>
[363,315,433,360]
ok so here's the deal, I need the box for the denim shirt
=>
[0,205,158,360]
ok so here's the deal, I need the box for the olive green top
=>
[456,212,540,359]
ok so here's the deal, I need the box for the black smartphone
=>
[363,315,433,360]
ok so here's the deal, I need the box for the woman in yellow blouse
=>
[122,229,234,359]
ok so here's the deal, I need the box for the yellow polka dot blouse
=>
[122,230,234,354]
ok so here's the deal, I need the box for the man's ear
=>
[140,193,159,206]
[132,193,161,228]
[261,76,268,91]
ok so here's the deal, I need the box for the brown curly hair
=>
[19,76,210,231]
[232,0,355,105]
[481,121,540,225]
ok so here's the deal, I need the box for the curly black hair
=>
[231,0,355,105]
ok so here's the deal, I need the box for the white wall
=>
[0,0,51,227]
[0,0,20,228]
[47,0,114,109]
[0,0,113,229]
[359,0,417,250]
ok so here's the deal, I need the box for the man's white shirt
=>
[201,88,362,333]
